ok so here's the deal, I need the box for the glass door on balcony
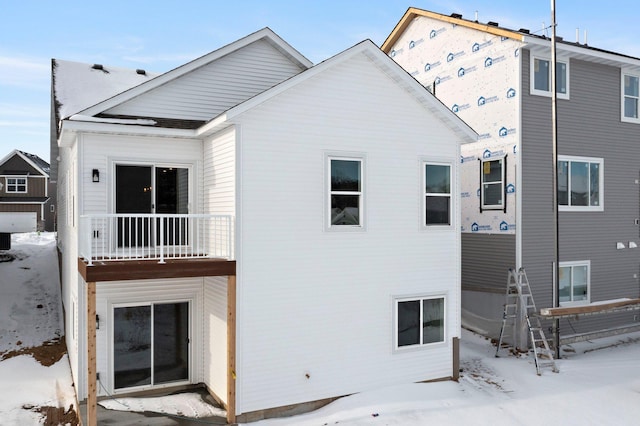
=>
[115,165,189,248]
[116,165,152,247]
[113,301,190,390]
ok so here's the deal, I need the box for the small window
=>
[6,177,27,193]
[557,156,603,211]
[559,261,590,305]
[396,296,445,349]
[424,163,451,226]
[329,157,363,227]
[530,56,569,99]
[622,72,640,122]
[481,157,505,210]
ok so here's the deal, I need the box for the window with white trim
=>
[559,261,590,305]
[395,296,445,349]
[329,157,363,227]
[424,163,451,226]
[530,55,569,99]
[557,156,603,211]
[622,72,640,122]
[481,157,505,210]
[6,177,27,193]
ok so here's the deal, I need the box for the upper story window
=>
[622,72,640,123]
[559,261,590,306]
[480,157,505,211]
[395,295,446,349]
[530,55,569,99]
[557,155,603,211]
[329,157,363,228]
[6,177,27,193]
[424,163,451,226]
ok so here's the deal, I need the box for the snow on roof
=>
[17,150,50,175]
[53,59,158,119]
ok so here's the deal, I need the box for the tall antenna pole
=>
[550,0,561,358]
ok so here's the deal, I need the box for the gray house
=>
[384,8,640,345]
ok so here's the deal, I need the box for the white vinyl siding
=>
[203,276,228,405]
[234,51,460,414]
[105,39,305,120]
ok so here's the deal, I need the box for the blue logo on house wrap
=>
[477,188,481,197]
[447,51,465,62]
[472,40,493,52]
[482,149,492,158]
[479,133,492,140]
[483,149,505,159]
[424,61,441,72]
[471,222,493,232]
[390,50,396,57]
[478,95,498,106]
[485,56,506,67]
[458,66,476,77]
[461,191,471,198]
[515,49,520,57]
[434,75,452,85]
[507,88,516,98]
[460,155,475,163]
[506,183,515,193]
[485,57,493,67]
[430,27,446,38]
[452,103,470,113]
[499,127,516,137]
[513,145,518,154]
[408,39,423,49]
[500,221,509,231]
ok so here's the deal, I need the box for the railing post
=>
[158,215,165,264]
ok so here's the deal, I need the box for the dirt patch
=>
[25,404,79,426]
[0,336,67,367]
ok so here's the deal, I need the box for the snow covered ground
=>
[0,232,78,425]
[3,232,640,425]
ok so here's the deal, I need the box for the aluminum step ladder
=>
[496,268,559,375]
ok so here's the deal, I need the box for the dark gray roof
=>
[17,151,50,175]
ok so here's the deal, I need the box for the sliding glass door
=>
[113,301,190,390]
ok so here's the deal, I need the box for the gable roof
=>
[74,28,312,120]
[382,7,640,72]
[0,150,50,177]
[199,39,478,143]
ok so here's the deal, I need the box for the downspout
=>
[550,0,561,358]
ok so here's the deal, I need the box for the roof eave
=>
[382,7,524,53]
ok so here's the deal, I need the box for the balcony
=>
[79,214,234,266]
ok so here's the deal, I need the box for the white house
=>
[52,28,476,423]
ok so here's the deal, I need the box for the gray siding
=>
[462,233,516,292]
[521,50,640,336]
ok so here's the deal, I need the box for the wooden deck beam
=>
[78,257,235,282]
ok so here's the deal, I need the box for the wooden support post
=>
[87,281,97,426]
[227,275,237,424]
[452,337,460,381]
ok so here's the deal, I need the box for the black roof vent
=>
[487,21,499,27]
[92,64,104,70]
[450,13,462,19]
[556,36,563,41]
[136,69,146,75]
[519,28,530,34]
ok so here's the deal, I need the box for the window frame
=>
[558,260,590,306]
[530,54,570,99]
[621,70,640,123]
[423,162,453,228]
[480,156,506,212]
[326,154,365,231]
[394,294,446,351]
[557,155,604,212]
[6,176,27,193]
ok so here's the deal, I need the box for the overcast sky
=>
[2,0,638,162]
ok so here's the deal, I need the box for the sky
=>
[2,0,639,163]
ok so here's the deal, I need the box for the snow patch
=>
[99,393,226,418]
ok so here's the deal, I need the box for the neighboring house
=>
[0,149,52,232]
[383,7,640,345]
[52,28,476,423]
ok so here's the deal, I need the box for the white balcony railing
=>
[79,214,234,265]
